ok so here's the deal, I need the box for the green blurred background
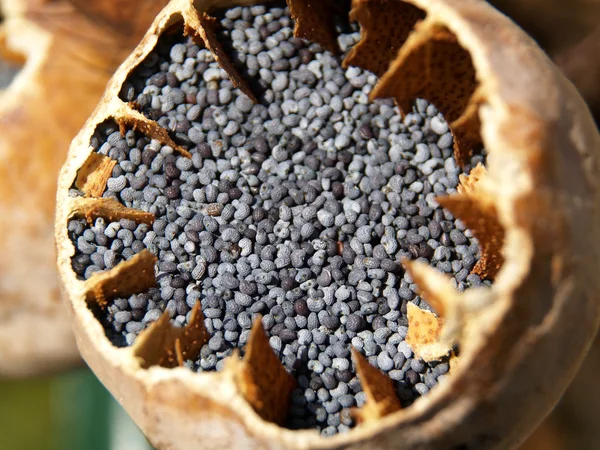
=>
[0,369,153,450]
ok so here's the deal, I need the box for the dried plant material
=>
[448,352,460,374]
[286,0,338,53]
[408,259,497,358]
[405,302,451,362]
[403,260,457,318]
[115,109,191,158]
[436,164,504,279]
[371,22,480,163]
[0,0,167,377]
[0,31,27,65]
[134,302,209,368]
[451,89,484,166]
[456,162,485,194]
[343,0,425,77]
[403,259,463,345]
[371,23,476,119]
[75,152,117,197]
[84,249,157,307]
[351,348,402,423]
[184,9,257,102]
[53,0,600,448]
[70,197,155,225]
[228,318,296,425]
[403,259,495,361]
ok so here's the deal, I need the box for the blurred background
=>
[0,1,599,449]
[0,369,152,450]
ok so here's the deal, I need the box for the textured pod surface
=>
[0,0,167,377]
[55,0,600,449]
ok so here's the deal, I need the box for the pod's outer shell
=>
[55,0,600,448]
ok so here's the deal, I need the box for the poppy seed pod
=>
[55,0,600,448]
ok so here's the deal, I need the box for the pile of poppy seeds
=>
[67,4,487,435]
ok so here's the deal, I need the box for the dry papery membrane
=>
[55,0,600,448]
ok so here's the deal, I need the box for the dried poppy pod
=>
[55,0,600,449]
[0,0,167,377]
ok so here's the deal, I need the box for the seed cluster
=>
[68,4,486,435]
[68,217,151,279]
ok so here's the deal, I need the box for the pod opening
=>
[64,0,504,436]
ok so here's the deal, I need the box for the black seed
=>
[229,187,243,199]
[359,123,373,140]
[406,369,420,385]
[418,243,434,259]
[346,314,366,332]
[165,163,181,179]
[279,329,297,343]
[165,185,180,200]
[253,207,266,221]
[294,299,310,316]
[332,182,344,199]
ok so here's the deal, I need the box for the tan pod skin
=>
[0,0,167,377]
[55,0,600,448]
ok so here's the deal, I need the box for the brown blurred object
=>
[0,0,167,377]
[554,25,600,124]
[489,3,600,448]
[490,0,600,121]
[520,333,600,450]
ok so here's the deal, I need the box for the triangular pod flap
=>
[403,259,458,318]
[75,152,116,198]
[114,107,191,158]
[436,164,504,279]
[351,348,402,423]
[405,302,452,362]
[184,8,258,102]
[70,197,155,225]
[84,249,157,308]
[286,0,338,54]
[229,317,296,425]
[133,302,209,369]
[403,260,468,354]
[343,0,425,77]
[371,22,477,121]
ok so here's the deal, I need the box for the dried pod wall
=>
[55,0,600,448]
[0,0,167,377]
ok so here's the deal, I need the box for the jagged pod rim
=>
[55,0,600,448]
